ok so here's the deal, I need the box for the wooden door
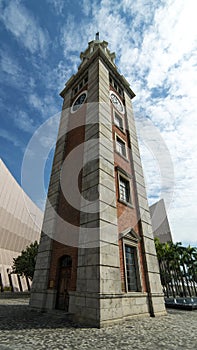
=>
[56,256,72,311]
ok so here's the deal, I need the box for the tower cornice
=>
[60,47,135,100]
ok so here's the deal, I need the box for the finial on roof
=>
[95,32,99,40]
[78,36,117,70]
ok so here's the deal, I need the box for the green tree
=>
[178,245,197,295]
[12,241,39,281]
[154,238,197,297]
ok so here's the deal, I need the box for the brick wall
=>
[48,241,78,291]
[48,92,87,293]
[111,97,147,293]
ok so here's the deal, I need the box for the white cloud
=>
[29,94,45,114]
[0,50,20,76]
[0,49,38,93]
[61,15,88,57]
[130,0,197,91]
[0,0,49,55]
[45,60,76,93]
[0,49,25,89]
[82,0,91,16]
[15,111,36,133]
[28,93,60,120]
[47,0,65,15]
[0,128,23,148]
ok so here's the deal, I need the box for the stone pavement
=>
[0,298,196,350]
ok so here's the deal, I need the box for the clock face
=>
[110,91,124,114]
[71,91,87,113]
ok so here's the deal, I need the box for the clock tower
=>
[30,37,166,327]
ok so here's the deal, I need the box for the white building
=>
[0,159,43,291]
[150,199,173,243]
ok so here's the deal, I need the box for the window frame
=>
[72,74,88,97]
[117,171,132,206]
[115,133,127,159]
[113,110,125,132]
[109,75,123,97]
[122,233,142,293]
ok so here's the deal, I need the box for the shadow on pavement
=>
[0,304,77,330]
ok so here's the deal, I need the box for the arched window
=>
[60,255,72,268]
[120,228,142,293]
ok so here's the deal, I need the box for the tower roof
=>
[79,37,116,70]
[60,36,135,99]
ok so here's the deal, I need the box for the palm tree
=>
[179,245,197,297]
[154,239,197,298]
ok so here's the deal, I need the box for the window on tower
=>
[125,245,139,292]
[119,176,130,203]
[115,134,127,158]
[116,169,133,206]
[84,75,88,84]
[116,168,133,207]
[72,74,88,97]
[120,228,141,293]
[109,75,123,96]
[114,111,124,131]
[74,87,78,95]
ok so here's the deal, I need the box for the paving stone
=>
[0,298,196,350]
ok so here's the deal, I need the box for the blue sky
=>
[0,0,197,246]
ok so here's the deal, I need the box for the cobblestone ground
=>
[0,298,196,350]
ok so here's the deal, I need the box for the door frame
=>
[56,255,72,311]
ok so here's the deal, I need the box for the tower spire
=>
[95,32,99,40]
[78,37,116,71]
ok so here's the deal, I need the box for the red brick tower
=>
[30,38,166,327]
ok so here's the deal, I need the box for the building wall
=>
[46,76,89,294]
[0,159,43,291]
[149,199,173,243]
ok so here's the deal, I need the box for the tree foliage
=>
[154,238,197,297]
[12,241,39,281]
